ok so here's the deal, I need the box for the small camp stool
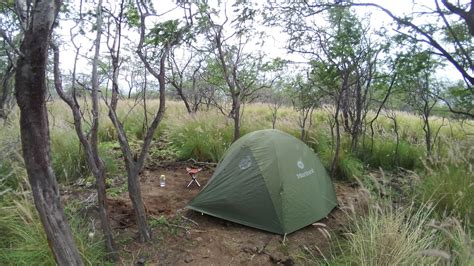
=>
[186,167,202,188]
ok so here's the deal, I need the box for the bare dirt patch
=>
[107,163,366,265]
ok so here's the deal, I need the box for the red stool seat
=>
[186,167,202,188]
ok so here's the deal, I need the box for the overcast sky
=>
[57,0,468,84]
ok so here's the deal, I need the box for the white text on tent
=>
[296,168,315,179]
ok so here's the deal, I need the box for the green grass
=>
[51,131,118,184]
[417,143,474,221]
[2,99,472,184]
[299,166,474,265]
[0,117,25,191]
[51,131,89,184]
[0,193,110,265]
[168,111,234,162]
[0,159,25,192]
[313,190,473,265]
[333,201,441,265]
[429,217,474,265]
[1,99,474,264]
[359,137,424,170]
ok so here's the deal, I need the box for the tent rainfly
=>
[187,129,337,235]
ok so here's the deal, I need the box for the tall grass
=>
[0,190,110,265]
[51,131,89,184]
[0,114,25,191]
[3,100,472,182]
[417,142,474,221]
[1,99,473,264]
[334,201,441,265]
[314,181,473,265]
[51,130,118,184]
[429,217,474,265]
[358,137,424,170]
[168,111,234,162]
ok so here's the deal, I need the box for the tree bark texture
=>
[0,62,14,120]
[14,0,83,265]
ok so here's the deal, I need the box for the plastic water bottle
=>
[160,174,166,187]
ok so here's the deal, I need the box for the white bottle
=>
[160,174,166,187]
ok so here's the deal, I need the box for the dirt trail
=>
[107,164,366,265]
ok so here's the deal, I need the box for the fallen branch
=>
[167,223,191,231]
[187,158,218,167]
[181,215,199,226]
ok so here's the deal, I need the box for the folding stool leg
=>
[187,178,194,187]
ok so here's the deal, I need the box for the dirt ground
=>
[106,163,367,265]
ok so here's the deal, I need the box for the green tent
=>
[187,129,337,235]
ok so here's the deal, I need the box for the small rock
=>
[184,257,193,263]
[136,257,146,265]
[196,237,203,242]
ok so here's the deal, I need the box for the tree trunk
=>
[350,84,363,152]
[423,115,432,156]
[232,97,241,142]
[174,84,192,113]
[393,117,400,166]
[89,0,118,258]
[341,89,351,133]
[300,121,307,141]
[299,108,307,141]
[0,62,14,120]
[331,94,343,178]
[127,166,151,242]
[331,111,342,178]
[95,166,117,259]
[107,106,152,242]
[14,0,83,264]
[272,109,277,129]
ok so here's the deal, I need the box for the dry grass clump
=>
[336,200,441,265]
